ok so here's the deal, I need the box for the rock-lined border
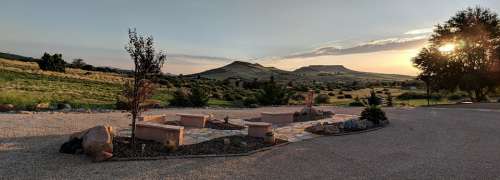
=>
[106,124,387,162]
[107,141,291,162]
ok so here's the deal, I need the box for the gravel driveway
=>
[1,106,500,179]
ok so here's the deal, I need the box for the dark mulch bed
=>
[205,120,245,130]
[112,135,287,158]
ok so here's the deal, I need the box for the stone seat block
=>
[135,121,184,146]
[177,113,208,128]
[246,122,272,138]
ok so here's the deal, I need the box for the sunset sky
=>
[1,0,499,75]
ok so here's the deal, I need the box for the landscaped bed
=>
[112,135,287,158]
[163,119,245,130]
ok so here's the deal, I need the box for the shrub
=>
[256,81,292,105]
[386,93,393,107]
[348,96,364,107]
[243,96,259,107]
[115,96,130,110]
[291,94,305,101]
[189,84,209,107]
[367,90,382,106]
[337,96,345,99]
[315,94,330,104]
[327,92,335,96]
[169,88,191,107]
[360,105,387,125]
[344,94,353,99]
[37,53,66,72]
[447,92,468,100]
[397,92,443,100]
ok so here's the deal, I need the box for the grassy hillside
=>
[0,58,126,109]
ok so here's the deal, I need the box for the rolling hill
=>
[190,61,414,83]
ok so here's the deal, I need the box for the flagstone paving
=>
[182,114,356,144]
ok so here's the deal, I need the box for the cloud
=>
[404,28,434,35]
[282,35,428,59]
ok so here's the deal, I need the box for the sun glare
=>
[438,43,456,53]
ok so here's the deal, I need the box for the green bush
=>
[344,94,353,98]
[314,94,330,104]
[360,105,387,125]
[386,93,393,107]
[327,92,335,96]
[189,84,209,107]
[37,53,66,72]
[348,97,364,107]
[169,88,191,107]
[243,96,259,107]
[367,90,382,106]
[256,81,292,105]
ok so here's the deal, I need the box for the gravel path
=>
[1,106,500,179]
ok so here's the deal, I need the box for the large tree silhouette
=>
[413,7,500,101]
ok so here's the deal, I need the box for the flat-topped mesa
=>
[293,65,354,74]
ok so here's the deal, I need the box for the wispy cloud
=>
[281,35,428,59]
[404,28,434,35]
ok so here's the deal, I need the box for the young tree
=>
[189,84,209,107]
[124,28,166,144]
[413,7,500,101]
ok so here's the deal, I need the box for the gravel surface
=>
[1,106,500,179]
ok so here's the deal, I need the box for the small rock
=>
[35,103,50,111]
[324,125,340,134]
[19,111,33,115]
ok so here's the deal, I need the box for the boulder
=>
[81,125,114,161]
[324,125,340,134]
[35,103,50,111]
[355,119,367,130]
[0,104,15,112]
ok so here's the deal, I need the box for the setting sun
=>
[438,43,456,53]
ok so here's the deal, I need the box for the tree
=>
[70,58,87,68]
[169,88,191,107]
[386,92,393,107]
[124,28,166,144]
[38,53,66,72]
[413,7,500,101]
[189,84,209,107]
[256,78,293,105]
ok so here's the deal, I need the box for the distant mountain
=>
[190,61,414,83]
[293,65,355,74]
[0,52,37,62]
[191,61,291,80]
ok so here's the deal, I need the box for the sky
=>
[1,0,499,75]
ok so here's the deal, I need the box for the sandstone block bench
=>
[138,115,167,123]
[261,112,294,124]
[176,113,209,128]
[135,121,184,146]
[246,122,272,138]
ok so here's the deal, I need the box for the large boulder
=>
[81,125,114,161]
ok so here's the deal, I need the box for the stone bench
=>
[135,121,184,146]
[177,113,209,128]
[261,112,294,124]
[138,115,167,123]
[246,122,272,138]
